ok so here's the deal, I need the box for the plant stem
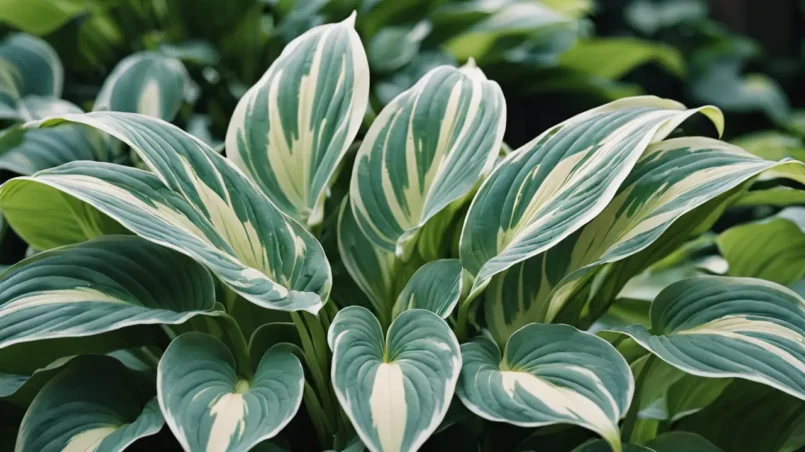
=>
[291,312,338,439]
[455,301,470,342]
[304,381,335,444]
[621,354,656,442]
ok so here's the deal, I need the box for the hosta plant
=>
[3,13,805,452]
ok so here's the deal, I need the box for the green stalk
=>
[291,312,337,429]
[304,381,335,445]
[621,354,656,442]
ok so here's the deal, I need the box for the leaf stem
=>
[621,354,656,442]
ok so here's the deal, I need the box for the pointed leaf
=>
[94,51,188,121]
[457,324,633,452]
[0,33,62,107]
[460,97,723,301]
[0,121,107,176]
[14,112,332,313]
[615,276,805,401]
[16,355,163,452]
[350,63,506,258]
[392,259,463,319]
[158,332,304,452]
[226,16,369,227]
[329,306,461,452]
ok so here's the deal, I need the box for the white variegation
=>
[456,324,633,452]
[351,61,506,258]
[227,14,369,227]
[460,97,724,305]
[329,306,461,452]
[158,333,304,452]
[615,276,805,401]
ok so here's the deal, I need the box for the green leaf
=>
[735,187,805,208]
[11,112,332,313]
[615,276,805,401]
[460,97,724,303]
[645,432,723,451]
[368,21,431,73]
[392,259,463,319]
[559,37,685,80]
[158,332,304,452]
[717,208,805,285]
[572,440,651,452]
[0,0,104,35]
[329,306,461,452]
[0,33,62,107]
[0,121,107,176]
[0,177,126,250]
[0,236,215,355]
[457,324,633,452]
[16,355,163,451]
[94,51,188,121]
[226,15,369,228]
[351,62,505,258]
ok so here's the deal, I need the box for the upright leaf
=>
[329,306,461,452]
[457,324,633,452]
[7,112,332,313]
[350,62,506,258]
[0,33,62,115]
[16,356,163,452]
[158,332,304,452]
[392,258,464,319]
[460,97,723,302]
[226,15,369,227]
[615,276,805,400]
[94,51,188,121]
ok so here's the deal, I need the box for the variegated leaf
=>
[337,197,397,325]
[484,137,805,342]
[392,259,464,319]
[460,97,724,302]
[226,14,369,227]
[615,276,805,401]
[16,355,163,452]
[350,62,506,258]
[0,33,62,116]
[158,332,304,452]
[11,112,331,313]
[94,51,188,121]
[456,323,633,452]
[329,306,461,452]
[0,236,215,352]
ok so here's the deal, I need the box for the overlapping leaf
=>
[460,97,724,304]
[2,112,332,313]
[0,33,62,117]
[227,15,369,227]
[16,355,163,452]
[457,324,633,452]
[392,258,463,319]
[615,276,805,400]
[350,62,506,258]
[158,332,304,452]
[329,306,461,452]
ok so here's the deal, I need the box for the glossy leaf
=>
[351,62,506,258]
[392,259,463,319]
[94,51,188,121]
[329,306,461,452]
[457,324,633,452]
[16,355,163,451]
[9,112,332,313]
[461,97,724,302]
[226,15,369,227]
[616,276,805,401]
[158,332,304,452]
[0,33,62,113]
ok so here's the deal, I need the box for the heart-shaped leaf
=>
[350,62,506,258]
[457,323,633,452]
[615,276,805,400]
[16,355,163,451]
[329,306,461,452]
[158,332,304,452]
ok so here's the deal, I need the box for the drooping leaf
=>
[615,276,805,401]
[94,51,188,121]
[351,63,505,258]
[329,306,461,452]
[16,355,163,451]
[0,33,62,114]
[6,112,332,313]
[226,15,369,228]
[392,258,463,319]
[158,332,304,452]
[0,236,215,356]
[460,97,724,303]
[717,208,805,285]
[457,324,633,452]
